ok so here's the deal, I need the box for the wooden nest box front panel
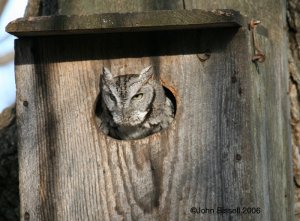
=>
[7,9,285,221]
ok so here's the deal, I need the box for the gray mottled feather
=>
[96,66,174,140]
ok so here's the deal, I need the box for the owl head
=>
[101,66,156,127]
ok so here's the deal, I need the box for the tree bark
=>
[287,0,300,220]
[0,1,19,220]
[16,0,292,221]
[0,106,19,221]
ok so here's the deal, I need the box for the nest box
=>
[6,9,276,221]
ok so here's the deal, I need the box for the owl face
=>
[101,66,155,127]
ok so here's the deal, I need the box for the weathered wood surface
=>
[185,1,293,220]
[6,9,244,37]
[15,0,292,221]
[16,28,261,221]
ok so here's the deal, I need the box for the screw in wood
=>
[197,51,211,62]
[24,212,30,221]
[23,100,29,107]
[249,19,261,29]
[235,154,242,161]
[252,52,266,63]
[249,19,265,63]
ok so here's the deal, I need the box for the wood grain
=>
[183,1,293,220]
[6,9,243,37]
[15,27,278,221]
[15,0,293,220]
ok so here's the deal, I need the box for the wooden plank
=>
[14,0,293,220]
[182,1,293,220]
[7,9,244,37]
[24,0,185,16]
[15,28,261,221]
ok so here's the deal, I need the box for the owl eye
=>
[132,93,143,101]
[109,94,116,101]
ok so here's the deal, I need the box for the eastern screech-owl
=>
[96,66,174,140]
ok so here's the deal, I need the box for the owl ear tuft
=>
[139,66,153,82]
[103,67,113,81]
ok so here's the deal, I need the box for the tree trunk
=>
[287,0,300,220]
[14,0,292,221]
[0,106,19,221]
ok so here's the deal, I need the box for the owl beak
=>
[121,110,126,122]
